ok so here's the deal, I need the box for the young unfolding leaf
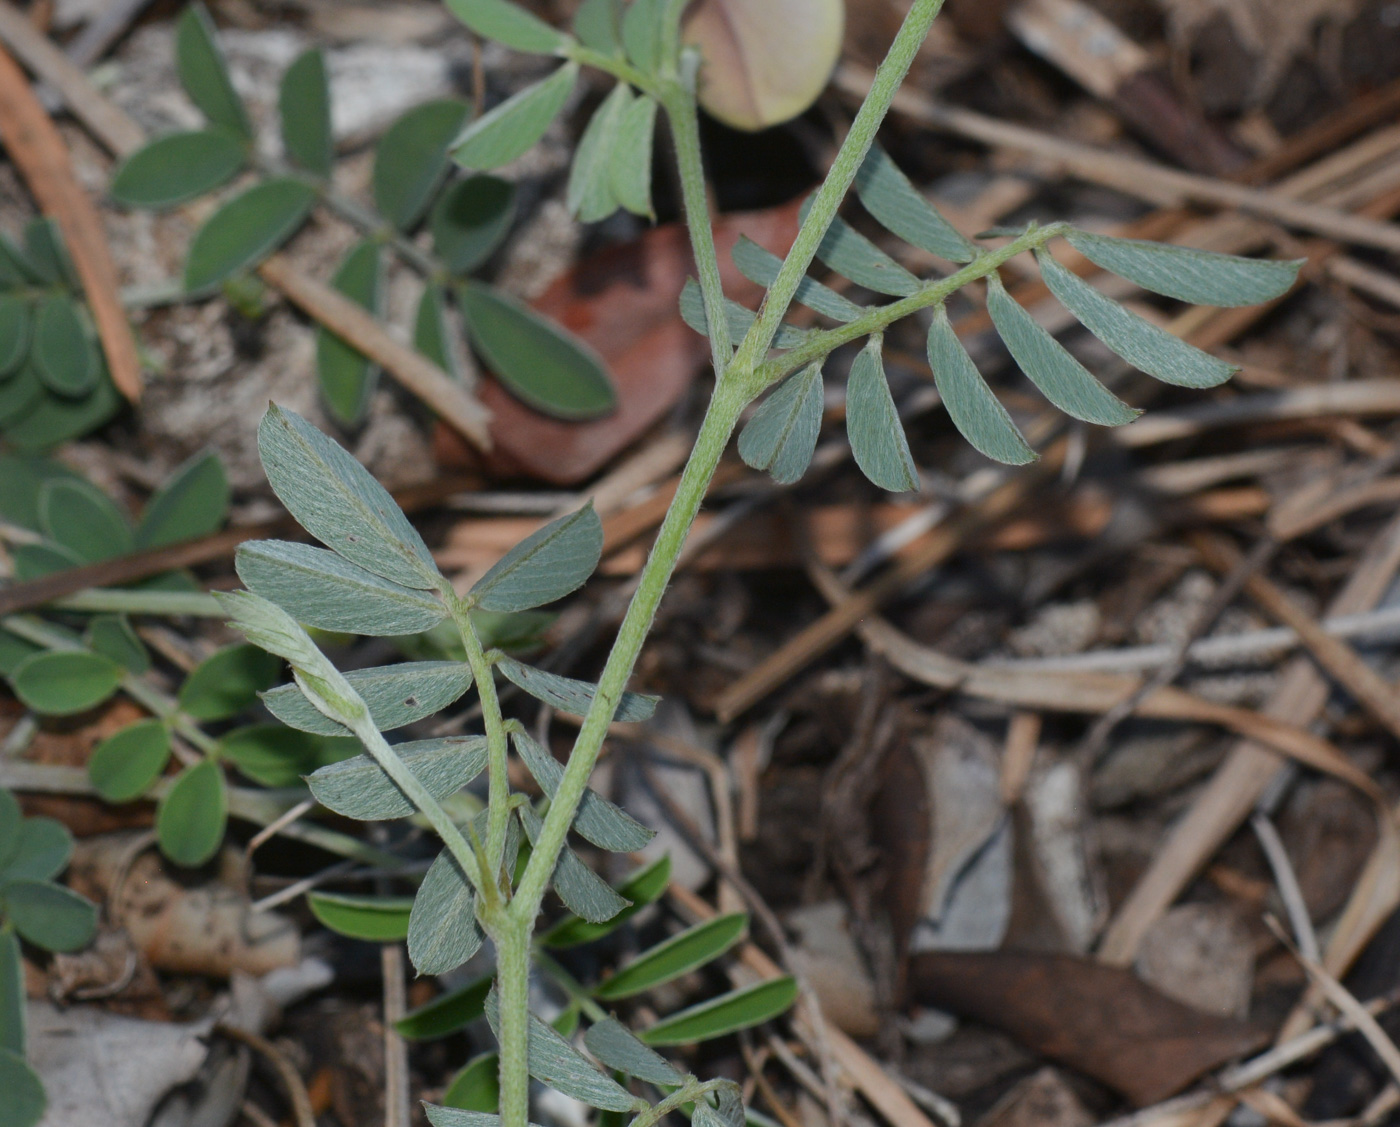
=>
[812,212,921,297]
[621,0,665,71]
[11,651,122,716]
[308,891,413,941]
[217,724,356,788]
[175,4,252,139]
[737,363,823,485]
[469,504,602,612]
[678,279,811,349]
[136,449,229,549]
[985,273,1139,427]
[396,972,493,1040]
[484,988,638,1112]
[39,478,131,562]
[317,240,381,427]
[495,657,658,723]
[109,129,247,209]
[432,176,516,276]
[308,736,488,820]
[88,720,172,802]
[583,1018,682,1085]
[458,281,616,419]
[520,806,629,923]
[33,297,97,398]
[611,95,656,218]
[732,237,865,323]
[257,404,441,589]
[3,818,72,883]
[640,976,799,1045]
[409,847,484,975]
[926,306,1035,465]
[444,0,570,53]
[512,730,653,852]
[375,101,471,232]
[574,0,622,53]
[280,49,333,176]
[853,146,975,264]
[568,83,632,222]
[541,855,671,947]
[452,63,579,171]
[184,178,316,293]
[156,759,227,866]
[845,336,919,492]
[596,913,747,1000]
[2,879,96,952]
[1035,247,1236,388]
[1063,229,1302,308]
[0,297,29,376]
[86,615,149,674]
[262,661,474,736]
[178,643,282,721]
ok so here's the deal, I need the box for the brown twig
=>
[215,1023,317,1127]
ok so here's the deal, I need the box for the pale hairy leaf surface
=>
[696,1086,746,1127]
[520,805,629,923]
[583,1018,682,1085]
[737,363,822,484]
[426,1108,544,1127]
[854,146,974,263]
[1064,229,1302,307]
[541,855,671,947]
[610,95,657,217]
[620,0,665,71]
[678,278,811,349]
[595,913,747,999]
[731,236,865,322]
[408,847,483,975]
[258,405,440,589]
[236,540,446,635]
[444,0,570,52]
[308,736,488,819]
[985,273,1139,427]
[568,82,631,222]
[845,337,918,492]
[806,201,921,297]
[280,49,333,175]
[469,504,602,612]
[263,662,473,735]
[495,657,658,722]
[1035,247,1237,388]
[512,730,654,852]
[452,63,578,170]
[926,306,1035,465]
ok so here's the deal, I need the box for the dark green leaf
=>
[853,146,975,263]
[11,650,122,716]
[811,211,921,297]
[567,83,630,222]
[0,630,41,679]
[178,643,282,721]
[444,0,569,52]
[451,63,578,171]
[184,178,316,293]
[2,878,97,951]
[262,661,473,735]
[610,95,656,218]
[0,362,43,430]
[375,100,471,232]
[620,0,665,71]
[512,731,653,852]
[845,336,918,492]
[308,891,412,941]
[541,855,671,947]
[431,176,516,275]
[39,478,132,562]
[308,736,488,820]
[136,449,229,549]
[84,615,149,674]
[458,280,615,419]
[595,914,747,999]
[1063,228,1303,307]
[0,791,20,872]
[396,972,493,1040]
[640,976,799,1045]
[0,1049,44,1127]
[156,760,227,866]
[926,305,1035,465]
[88,720,171,802]
[470,504,602,612]
[4,817,72,883]
[583,1018,682,1085]
[280,49,333,175]
[732,236,864,323]
[520,806,629,924]
[0,455,83,531]
[440,1055,501,1113]
[33,296,97,397]
[408,847,484,975]
[415,283,460,379]
[176,4,252,138]
[257,404,441,589]
[24,219,78,290]
[737,363,823,485]
[1,929,23,1055]
[3,365,122,451]
[316,239,383,423]
[109,129,246,209]
[0,296,31,377]
[574,0,622,54]
[495,657,657,722]
[217,724,356,788]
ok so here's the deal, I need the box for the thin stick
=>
[215,1024,317,1127]
[381,945,411,1127]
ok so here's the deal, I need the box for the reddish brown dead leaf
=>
[436,199,802,485]
[907,950,1270,1106]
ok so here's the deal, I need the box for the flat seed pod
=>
[109,129,247,209]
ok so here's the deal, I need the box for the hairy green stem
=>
[495,913,533,1127]
[629,1080,737,1127]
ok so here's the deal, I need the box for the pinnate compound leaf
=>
[217,724,356,788]
[444,0,569,52]
[574,0,622,53]
[4,817,72,882]
[584,1018,682,1085]
[0,1049,44,1127]
[0,296,29,376]
[926,306,1035,465]
[257,404,440,589]
[409,847,484,975]
[520,805,629,923]
[1035,247,1236,388]
[176,4,252,138]
[432,176,516,275]
[12,651,122,715]
[1063,228,1302,308]
[397,973,493,1040]
[179,643,282,721]
[156,759,227,866]
[109,129,246,209]
[315,240,381,426]
[89,720,171,802]
[568,83,631,222]
[811,210,921,297]
[2,878,95,951]
[678,279,810,349]
[308,891,412,940]
[470,504,602,612]
[458,280,615,419]
[985,273,1140,427]
[844,337,919,492]
[854,146,974,263]
[136,449,229,549]
[40,478,132,562]
[33,296,97,397]
[484,989,638,1112]
[495,657,657,722]
[737,363,823,485]
[512,731,653,852]
[452,63,578,171]
[262,661,473,736]
[596,913,747,1000]
[640,976,799,1045]
[1,928,23,1054]
[611,94,657,218]
[376,101,471,232]
[184,178,315,293]
[541,854,671,947]
[308,736,488,820]
[732,236,865,323]
[280,49,333,175]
